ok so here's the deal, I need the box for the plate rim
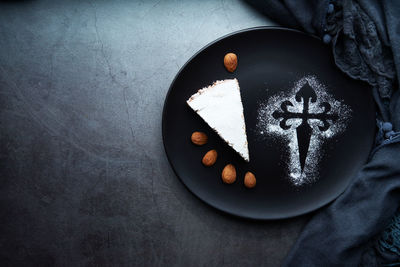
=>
[162,26,351,220]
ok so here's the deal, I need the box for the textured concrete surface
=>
[0,0,308,266]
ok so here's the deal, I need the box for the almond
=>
[244,171,256,188]
[224,53,238,73]
[191,131,208,145]
[202,149,217,166]
[222,164,236,184]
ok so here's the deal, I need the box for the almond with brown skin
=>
[224,53,238,72]
[222,164,236,184]
[191,131,208,145]
[244,171,256,188]
[202,149,217,166]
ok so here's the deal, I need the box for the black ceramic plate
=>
[162,27,375,220]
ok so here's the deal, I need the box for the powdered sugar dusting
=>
[187,79,249,161]
[257,76,352,186]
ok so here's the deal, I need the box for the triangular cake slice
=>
[187,79,249,162]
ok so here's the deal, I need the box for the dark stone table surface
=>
[0,1,309,266]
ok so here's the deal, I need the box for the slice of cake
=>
[187,79,249,162]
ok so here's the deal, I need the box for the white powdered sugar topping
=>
[187,79,249,161]
[257,76,352,186]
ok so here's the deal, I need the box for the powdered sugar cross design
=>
[272,82,338,173]
[257,76,352,185]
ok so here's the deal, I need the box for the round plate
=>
[162,27,375,220]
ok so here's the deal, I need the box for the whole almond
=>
[224,53,238,72]
[191,131,208,145]
[222,164,236,184]
[202,149,217,166]
[244,171,256,188]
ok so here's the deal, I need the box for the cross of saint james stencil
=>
[257,76,352,186]
[272,83,339,172]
